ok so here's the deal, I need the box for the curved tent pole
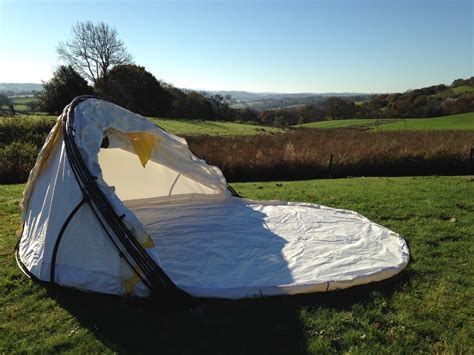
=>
[59,96,192,304]
[49,196,88,284]
[185,146,241,197]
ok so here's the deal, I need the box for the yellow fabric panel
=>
[120,225,155,295]
[21,119,62,212]
[123,236,154,295]
[124,272,141,296]
[141,235,155,248]
[126,132,157,167]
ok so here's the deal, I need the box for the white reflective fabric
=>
[126,196,410,299]
[73,99,229,202]
[19,138,133,295]
[98,148,218,201]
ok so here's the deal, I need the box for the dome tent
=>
[17,96,409,299]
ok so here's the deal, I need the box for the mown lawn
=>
[297,112,474,131]
[1,176,473,353]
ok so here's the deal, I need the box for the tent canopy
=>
[17,97,409,299]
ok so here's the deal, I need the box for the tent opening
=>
[98,129,222,203]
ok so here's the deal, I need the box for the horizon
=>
[0,80,469,95]
[0,81,400,95]
[0,0,472,93]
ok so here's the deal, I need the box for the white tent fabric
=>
[18,97,410,299]
[127,196,409,298]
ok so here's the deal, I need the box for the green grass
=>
[374,112,474,131]
[297,118,393,129]
[432,85,474,99]
[4,115,282,137]
[150,117,284,136]
[297,112,474,131]
[10,97,39,112]
[1,176,473,353]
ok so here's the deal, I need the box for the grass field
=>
[297,118,392,129]
[2,115,283,137]
[1,176,473,353]
[10,97,39,112]
[150,117,284,136]
[297,112,474,131]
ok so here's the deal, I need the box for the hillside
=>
[297,112,474,131]
[355,77,474,119]
[149,118,283,136]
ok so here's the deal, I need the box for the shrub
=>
[38,65,93,114]
[96,64,172,116]
[0,116,56,184]
[0,142,38,183]
[0,116,56,148]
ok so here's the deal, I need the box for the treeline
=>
[267,77,474,126]
[37,64,260,122]
[356,77,474,119]
[30,71,474,127]
[28,20,257,122]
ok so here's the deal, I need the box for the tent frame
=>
[17,96,195,303]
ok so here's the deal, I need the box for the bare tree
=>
[57,21,133,85]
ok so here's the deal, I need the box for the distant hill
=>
[249,77,474,126]
[204,90,372,111]
[297,112,474,131]
[0,83,43,96]
[355,77,474,119]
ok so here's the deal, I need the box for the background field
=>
[189,130,474,181]
[297,112,474,131]
[1,176,472,353]
[1,115,284,137]
[9,97,39,113]
[2,113,474,184]
[149,117,284,136]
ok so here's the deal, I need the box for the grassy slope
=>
[149,118,283,136]
[432,85,474,99]
[375,112,474,131]
[8,112,474,136]
[297,118,390,129]
[1,176,473,353]
[297,112,474,131]
[5,115,282,137]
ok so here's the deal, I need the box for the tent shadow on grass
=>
[46,268,414,353]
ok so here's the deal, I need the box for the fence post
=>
[328,153,334,179]
[469,148,474,174]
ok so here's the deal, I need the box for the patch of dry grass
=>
[187,129,474,181]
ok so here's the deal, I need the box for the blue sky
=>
[0,0,472,93]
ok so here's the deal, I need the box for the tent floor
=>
[126,196,409,299]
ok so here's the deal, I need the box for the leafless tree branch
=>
[56,21,133,85]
